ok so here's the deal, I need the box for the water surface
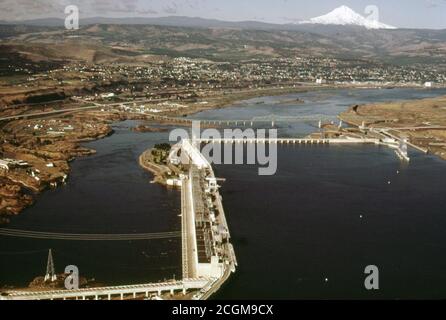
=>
[2,88,446,298]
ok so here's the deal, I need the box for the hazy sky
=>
[1,0,445,29]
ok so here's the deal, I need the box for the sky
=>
[0,0,445,29]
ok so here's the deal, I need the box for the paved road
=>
[0,105,102,121]
[182,173,198,279]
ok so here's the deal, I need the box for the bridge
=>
[186,114,336,127]
[193,135,413,163]
[0,90,336,129]
[195,137,381,145]
[1,278,211,300]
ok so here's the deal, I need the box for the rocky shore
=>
[138,149,174,186]
[0,111,115,222]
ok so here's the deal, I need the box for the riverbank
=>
[0,84,319,221]
[138,149,174,186]
[0,113,115,222]
[134,84,430,121]
[4,88,446,298]
[1,85,445,222]
[339,94,446,160]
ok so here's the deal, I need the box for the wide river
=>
[2,88,446,299]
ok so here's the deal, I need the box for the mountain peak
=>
[334,5,356,13]
[299,5,396,29]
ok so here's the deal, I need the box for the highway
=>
[0,105,103,122]
[0,97,170,122]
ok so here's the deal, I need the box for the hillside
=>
[0,22,445,67]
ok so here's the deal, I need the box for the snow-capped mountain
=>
[299,5,396,29]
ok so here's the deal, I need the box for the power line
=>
[0,249,50,256]
[0,228,181,241]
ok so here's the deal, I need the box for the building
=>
[100,93,115,99]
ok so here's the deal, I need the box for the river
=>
[2,88,446,299]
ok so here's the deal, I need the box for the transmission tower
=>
[44,249,57,282]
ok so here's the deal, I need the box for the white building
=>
[100,93,115,98]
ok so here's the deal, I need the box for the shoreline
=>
[138,149,174,187]
[2,85,446,221]
[0,84,322,221]
[2,86,446,296]
[338,94,446,160]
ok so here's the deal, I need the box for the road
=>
[0,97,171,122]
[181,173,198,279]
